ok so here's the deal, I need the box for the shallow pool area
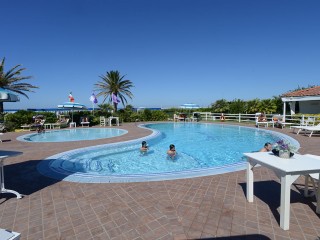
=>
[37,123,300,183]
[17,128,128,142]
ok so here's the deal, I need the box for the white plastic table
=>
[69,122,76,128]
[0,151,23,199]
[244,152,320,230]
[44,123,52,129]
[0,228,21,240]
[108,117,119,126]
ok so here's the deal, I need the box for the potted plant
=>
[272,139,297,158]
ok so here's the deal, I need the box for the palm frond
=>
[0,57,37,103]
[94,70,134,110]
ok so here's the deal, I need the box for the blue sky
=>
[1,0,320,110]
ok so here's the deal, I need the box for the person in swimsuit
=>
[167,144,177,160]
[259,142,272,152]
[140,141,149,155]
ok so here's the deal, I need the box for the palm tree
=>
[94,70,134,112]
[0,57,38,112]
[246,98,261,114]
[258,99,277,114]
[97,103,113,115]
[211,99,230,113]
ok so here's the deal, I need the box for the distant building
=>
[281,86,320,115]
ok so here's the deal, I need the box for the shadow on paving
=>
[239,180,319,225]
[1,160,60,201]
[196,234,271,239]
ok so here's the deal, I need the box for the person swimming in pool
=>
[259,142,272,152]
[167,144,177,160]
[140,141,149,155]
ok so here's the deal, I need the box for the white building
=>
[281,86,320,120]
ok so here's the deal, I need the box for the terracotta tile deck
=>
[0,122,319,240]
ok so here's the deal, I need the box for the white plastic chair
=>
[80,117,90,127]
[255,113,269,128]
[300,116,315,126]
[100,116,106,126]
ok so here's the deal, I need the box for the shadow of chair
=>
[238,180,319,226]
[303,154,319,199]
[1,160,61,202]
[194,234,271,240]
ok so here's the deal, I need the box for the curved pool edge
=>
[16,127,128,142]
[36,122,300,183]
[37,160,246,183]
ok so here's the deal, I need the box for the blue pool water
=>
[17,128,127,142]
[37,123,300,183]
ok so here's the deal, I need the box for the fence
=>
[192,112,320,124]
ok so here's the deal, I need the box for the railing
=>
[192,112,320,124]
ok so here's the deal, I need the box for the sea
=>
[4,107,162,113]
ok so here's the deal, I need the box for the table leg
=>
[0,162,22,199]
[317,173,320,214]
[246,161,254,202]
[280,175,291,230]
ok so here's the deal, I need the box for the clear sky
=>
[1,0,320,110]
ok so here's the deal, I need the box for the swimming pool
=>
[37,123,300,183]
[17,128,127,142]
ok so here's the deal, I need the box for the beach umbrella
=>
[179,103,200,117]
[0,88,20,102]
[179,103,200,109]
[57,102,87,123]
[0,88,20,113]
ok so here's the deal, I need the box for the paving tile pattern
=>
[0,122,319,240]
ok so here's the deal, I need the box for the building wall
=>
[299,100,320,114]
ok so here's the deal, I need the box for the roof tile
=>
[282,86,320,97]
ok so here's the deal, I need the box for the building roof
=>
[282,86,320,97]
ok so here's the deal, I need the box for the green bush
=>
[150,110,168,121]
[134,110,168,121]
[4,110,57,131]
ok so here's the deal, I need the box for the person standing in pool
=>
[259,142,272,152]
[140,141,149,155]
[167,144,177,160]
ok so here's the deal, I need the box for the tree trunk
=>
[113,102,118,112]
[0,102,3,113]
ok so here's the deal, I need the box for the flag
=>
[89,93,98,104]
[112,93,120,103]
[69,92,75,102]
